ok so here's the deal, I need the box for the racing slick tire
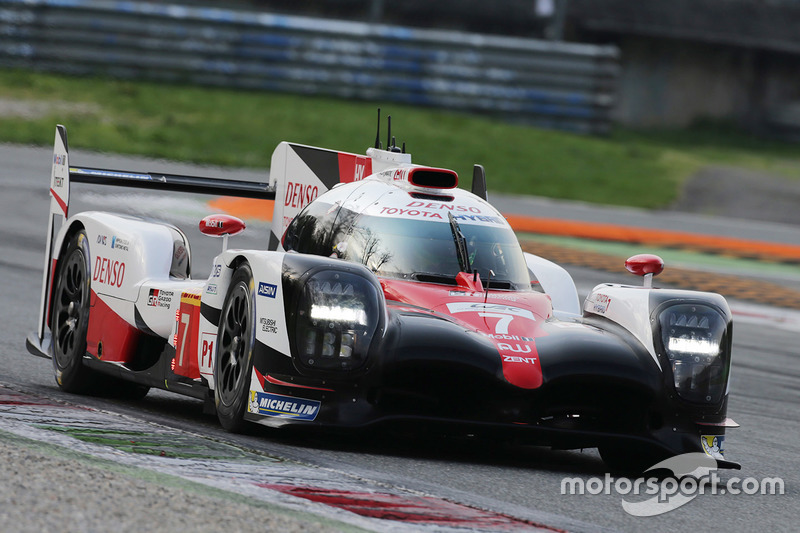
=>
[51,230,96,393]
[214,263,257,433]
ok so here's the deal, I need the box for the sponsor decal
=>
[260,317,278,334]
[174,244,187,264]
[377,207,502,225]
[406,201,481,213]
[69,168,151,181]
[502,355,537,364]
[499,342,534,354]
[446,302,535,320]
[258,282,277,298]
[200,332,216,370]
[53,175,64,188]
[701,435,725,460]
[111,236,130,252]
[53,153,67,166]
[204,218,225,230]
[354,157,368,181]
[449,290,518,302]
[206,284,218,295]
[180,291,202,305]
[587,293,611,314]
[96,235,107,246]
[482,333,535,342]
[211,264,222,278]
[147,288,174,308]
[248,391,320,421]
[284,182,319,209]
[92,256,125,287]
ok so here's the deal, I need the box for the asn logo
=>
[258,282,277,298]
[54,154,67,166]
[97,235,107,246]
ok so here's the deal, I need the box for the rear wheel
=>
[214,264,256,432]
[51,231,95,393]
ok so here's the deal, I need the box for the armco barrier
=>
[0,0,619,134]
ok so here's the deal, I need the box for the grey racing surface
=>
[1,144,796,532]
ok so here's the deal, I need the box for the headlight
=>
[658,304,728,404]
[295,270,380,371]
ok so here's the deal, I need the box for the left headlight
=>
[295,270,380,372]
[658,303,729,404]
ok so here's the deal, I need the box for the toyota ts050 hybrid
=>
[27,122,738,471]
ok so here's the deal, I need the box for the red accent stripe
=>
[265,374,335,392]
[259,484,566,531]
[50,188,68,216]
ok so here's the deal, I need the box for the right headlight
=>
[295,270,380,372]
[658,303,729,404]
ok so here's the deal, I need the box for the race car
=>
[27,122,739,472]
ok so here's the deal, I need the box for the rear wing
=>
[31,125,276,354]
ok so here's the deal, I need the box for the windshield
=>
[337,214,530,288]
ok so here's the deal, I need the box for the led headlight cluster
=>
[658,304,727,404]
[295,270,379,371]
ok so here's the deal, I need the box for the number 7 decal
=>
[479,312,514,334]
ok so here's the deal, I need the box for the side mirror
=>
[199,214,245,252]
[625,254,664,288]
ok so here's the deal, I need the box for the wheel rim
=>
[53,249,87,368]
[218,281,252,407]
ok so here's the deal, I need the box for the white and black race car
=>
[27,122,739,472]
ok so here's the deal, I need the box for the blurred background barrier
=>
[0,0,619,134]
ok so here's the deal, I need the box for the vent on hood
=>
[408,168,458,189]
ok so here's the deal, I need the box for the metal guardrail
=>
[0,0,619,134]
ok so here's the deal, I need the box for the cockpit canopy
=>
[284,183,531,290]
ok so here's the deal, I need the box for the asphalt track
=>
[1,143,798,532]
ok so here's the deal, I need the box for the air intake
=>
[407,168,458,189]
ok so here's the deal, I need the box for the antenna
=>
[386,115,392,151]
[374,108,381,149]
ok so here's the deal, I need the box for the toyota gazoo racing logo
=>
[147,289,174,308]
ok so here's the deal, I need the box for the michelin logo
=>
[258,282,277,298]
[248,391,320,421]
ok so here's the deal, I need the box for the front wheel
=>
[214,263,256,432]
[51,230,95,393]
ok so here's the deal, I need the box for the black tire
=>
[51,230,95,393]
[214,263,256,432]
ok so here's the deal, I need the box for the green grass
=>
[1,69,799,208]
